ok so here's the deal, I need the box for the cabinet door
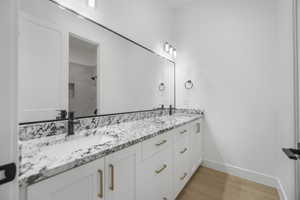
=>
[189,120,203,175]
[105,146,137,200]
[27,158,105,200]
[136,146,173,200]
[19,14,67,122]
[173,134,190,198]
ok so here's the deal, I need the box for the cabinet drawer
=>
[141,131,172,160]
[174,134,189,154]
[174,125,190,142]
[137,147,173,200]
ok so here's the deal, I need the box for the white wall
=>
[54,0,175,60]
[0,0,18,199]
[276,0,296,199]
[173,0,295,199]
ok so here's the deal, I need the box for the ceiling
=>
[164,0,197,8]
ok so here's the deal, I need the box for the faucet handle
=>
[56,110,67,120]
[68,111,75,120]
[169,105,173,115]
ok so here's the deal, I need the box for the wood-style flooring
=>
[176,167,279,200]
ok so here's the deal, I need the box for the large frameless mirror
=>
[18,0,175,123]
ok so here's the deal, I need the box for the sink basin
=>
[38,134,115,160]
[151,117,166,124]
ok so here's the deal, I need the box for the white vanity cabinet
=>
[189,119,203,175]
[27,158,105,200]
[23,119,204,200]
[105,146,137,200]
[26,146,137,200]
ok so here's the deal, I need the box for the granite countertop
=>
[19,113,202,187]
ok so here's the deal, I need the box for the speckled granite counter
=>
[19,112,203,187]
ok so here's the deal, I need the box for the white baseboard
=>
[277,178,288,200]
[202,160,288,200]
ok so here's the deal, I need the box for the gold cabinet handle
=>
[97,170,104,198]
[180,148,188,154]
[163,198,168,200]
[180,130,187,134]
[155,164,167,174]
[109,164,114,191]
[196,123,201,133]
[180,173,188,180]
[155,140,167,147]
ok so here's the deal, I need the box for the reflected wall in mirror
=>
[18,0,175,123]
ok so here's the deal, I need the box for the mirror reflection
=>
[69,35,98,117]
[18,0,175,123]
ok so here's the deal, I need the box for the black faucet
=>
[169,105,173,115]
[160,104,165,115]
[68,112,80,136]
[56,110,67,120]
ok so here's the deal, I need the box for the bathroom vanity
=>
[19,111,204,200]
[17,1,204,199]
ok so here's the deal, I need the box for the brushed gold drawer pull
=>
[196,123,201,133]
[155,140,167,147]
[180,130,187,134]
[163,198,168,200]
[155,164,167,174]
[180,173,188,180]
[97,170,104,198]
[180,148,188,154]
[109,164,114,191]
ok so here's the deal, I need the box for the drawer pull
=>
[196,123,201,133]
[180,173,188,180]
[180,148,188,154]
[155,164,167,174]
[180,130,187,134]
[155,140,167,147]
[109,164,114,191]
[97,170,103,198]
[163,198,168,200]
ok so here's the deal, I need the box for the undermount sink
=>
[151,118,166,124]
[39,134,115,159]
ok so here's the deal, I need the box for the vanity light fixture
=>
[88,0,96,8]
[163,42,176,58]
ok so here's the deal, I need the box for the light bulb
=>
[169,47,174,55]
[88,0,96,8]
[173,49,177,58]
[164,42,170,52]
